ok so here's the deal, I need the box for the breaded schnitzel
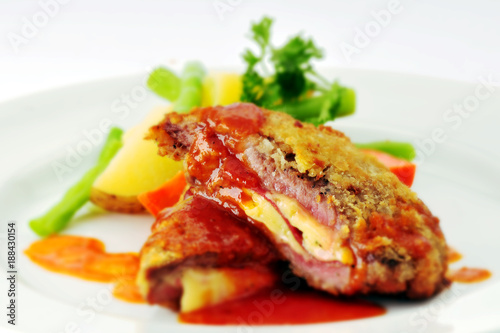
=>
[144,102,447,300]
[137,191,279,311]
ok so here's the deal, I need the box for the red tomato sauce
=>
[446,246,463,263]
[25,235,145,303]
[187,104,263,190]
[199,103,264,139]
[26,235,386,325]
[447,267,492,283]
[113,276,145,303]
[179,287,386,325]
[184,104,266,220]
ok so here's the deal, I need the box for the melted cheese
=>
[239,189,353,264]
[180,269,237,312]
[180,268,275,312]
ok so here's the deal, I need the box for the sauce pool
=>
[26,236,490,324]
[25,236,386,324]
[447,267,492,284]
[113,276,145,303]
[443,246,491,283]
[179,287,386,325]
[446,246,463,263]
[25,235,145,303]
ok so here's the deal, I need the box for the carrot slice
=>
[361,149,416,187]
[137,171,187,216]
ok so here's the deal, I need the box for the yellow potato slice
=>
[201,72,242,106]
[90,106,182,213]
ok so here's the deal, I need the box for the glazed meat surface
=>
[148,103,448,298]
[137,193,279,309]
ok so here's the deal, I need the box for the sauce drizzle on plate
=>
[25,236,491,323]
[25,235,144,303]
[179,287,386,325]
[25,235,386,324]
[447,267,492,284]
[444,246,491,284]
[446,246,463,263]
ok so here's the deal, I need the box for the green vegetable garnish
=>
[29,127,124,237]
[173,61,206,113]
[147,67,181,101]
[147,62,206,113]
[355,141,416,161]
[241,17,356,125]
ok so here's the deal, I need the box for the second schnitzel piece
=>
[148,103,448,298]
[137,191,279,311]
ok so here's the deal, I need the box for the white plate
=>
[1,69,500,333]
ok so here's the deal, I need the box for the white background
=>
[1,0,500,102]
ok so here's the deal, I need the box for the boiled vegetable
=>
[173,62,206,112]
[30,127,123,236]
[356,141,416,161]
[137,171,187,216]
[90,106,183,213]
[362,149,416,187]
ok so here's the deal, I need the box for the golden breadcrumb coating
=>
[148,103,448,298]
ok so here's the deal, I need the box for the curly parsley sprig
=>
[241,17,356,126]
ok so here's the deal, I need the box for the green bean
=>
[30,127,123,237]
